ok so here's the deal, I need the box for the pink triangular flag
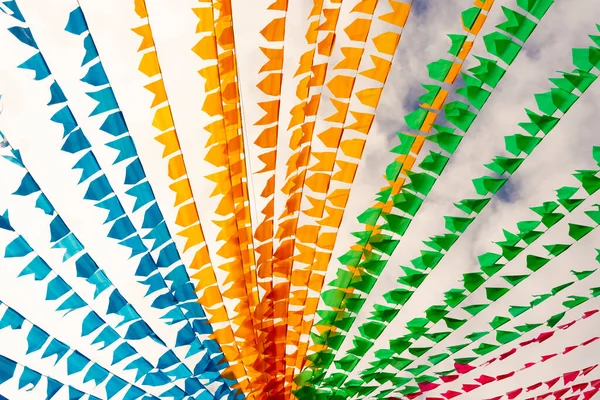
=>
[499,348,516,360]
[545,377,560,389]
[497,371,515,381]
[572,382,589,392]
[521,338,537,346]
[583,388,600,400]
[439,375,459,383]
[418,382,440,392]
[461,384,479,393]
[540,353,557,362]
[582,336,600,346]
[441,390,461,399]
[558,320,576,330]
[563,370,580,385]
[553,387,569,398]
[563,345,578,354]
[475,375,496,385]
[506,388,523,399]
[536,331,554,343]
[455,363,476,374]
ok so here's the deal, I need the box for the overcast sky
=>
[1,0,600,399]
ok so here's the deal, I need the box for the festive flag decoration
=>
[0,0,599,399]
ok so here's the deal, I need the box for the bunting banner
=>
[298,1,567,395]
[0,0,599,398]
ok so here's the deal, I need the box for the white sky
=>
[0,0,600,399]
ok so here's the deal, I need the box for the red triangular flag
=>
[558,320,577,330]
[455,363,476,374]
[583,365,598,376]
[500,348,516,360]
[536,331,554,343]
[521,338,537,346]
[462,384,479,393]
[540,353,557,362]
[582,336,600,346]
[563,370,580,385]
[583,388,600,400]
[572,382,589,392]
[553,387,569,397]
[545,377,560,389]
[475,375,496,385]
[418,382,440,392]
[441,390,461,399]
[440,375,459,383]
[507,388,523,399]
[497,371,515,380]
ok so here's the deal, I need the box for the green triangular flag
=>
[424,331,451,343]
[473,176,508,195]
[445,216,474,233]
[502,274,529,286]
[425,305,448,323]
[543,243,571,257]
[551,283,574,298]
[496,330,520,344]
[461,7,481,29]
[357,208,382,225]
[383,213,411,236]
[572,269,597,281]
[486,286,510,301]
[418,84,441,106]
[443,317,467,330]
[563,295,588,309]
[427,129,462,154]
[514,322,542,333]
[465,331,489,341]
[408,347,431,357]
[490,316,511,329]
[419,151,449,175]
[444,289,468,307]
[447,34,467,56]
[463,303,489,316]
[516,0,554,19]
[508,305,530,317]
[447,343,469,353]
[427,59,454,82]
[406,364,431,377]
[496,6,537,42]
[526,254,551,271]
[472,342,500,356]
[568,223,594,241]
[530,293,552,307]
[384,288,413,306]
[393,191,423,216]
[392,132,417,155]
[455,198,491,214]
[429,353,450,365]
[463,272,486,292]
[547,311,566,328]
